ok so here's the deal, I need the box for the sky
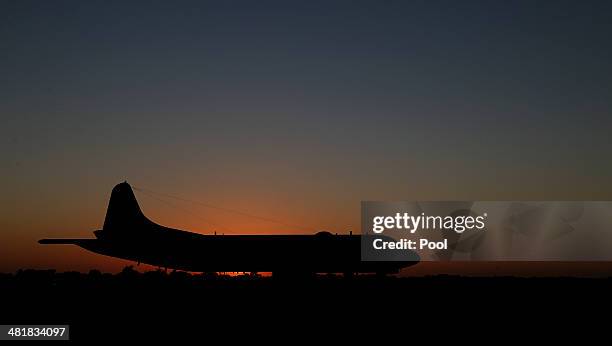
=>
[1,0,612,273]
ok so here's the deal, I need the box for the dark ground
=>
[0,267,608,342]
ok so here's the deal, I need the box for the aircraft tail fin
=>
[102,181,149,232]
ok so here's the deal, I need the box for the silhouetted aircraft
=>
[40,182,417,275]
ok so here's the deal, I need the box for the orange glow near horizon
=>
[0,183,358,273]
[3,184,612,277]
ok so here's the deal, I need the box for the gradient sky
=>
[1,0,612,273]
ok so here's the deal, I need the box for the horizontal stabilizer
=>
[39,239,88,245]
